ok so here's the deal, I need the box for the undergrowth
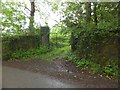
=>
[39,46,70,61]
[7,45,118,79]
[66,52,118,79]
[10,46,70,62]
[11,46,50,60]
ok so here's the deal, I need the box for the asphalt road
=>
[2,66,82,88]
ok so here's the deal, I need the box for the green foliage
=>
[60,2,119,35]
[50,33,70,47]
[2,51,12,60]
[103,65,118,77]
[75,59,101,74]
[34,28,41,35]
[58,3,119,65]
[9,46,70,62]
[50,26,70,47]
[39,46,70,61]
[11,46,50,60]
[1,1,27,35]
[1,1,119,80]
[66,52,118,78]
[2,35,41,60]
[76,29,119,66]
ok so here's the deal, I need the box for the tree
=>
[60,2,84,51]
[85,2,91,23]
[54,1,119,52]
[118,1,120,28]
[1,1,26,35]
[29,0,35,35]
[93,2,97,25]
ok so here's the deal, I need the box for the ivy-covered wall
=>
[2,35,40,60]
[73,30,119,66]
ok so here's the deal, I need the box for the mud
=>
[2,59,118,88]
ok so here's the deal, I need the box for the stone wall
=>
[2,35,40,60]
[73,31,119,66]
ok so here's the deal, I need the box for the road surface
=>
[2,60,118,88]
[2,66,83,88]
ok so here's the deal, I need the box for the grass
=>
[10,46,70,62]
[39,46,70,61]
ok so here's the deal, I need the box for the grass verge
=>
[9,46,70,62]
[66,52,118,79]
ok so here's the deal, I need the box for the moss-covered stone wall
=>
[74,31,119,66]
[2,35,40,60]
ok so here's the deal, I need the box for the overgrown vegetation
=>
[50,33,70,47]
[2,35,40,60]
[66,52,118,79]
[8,46,70,62]
[8,44,118,79]
[10,46,50,60]
[55,2,120,79]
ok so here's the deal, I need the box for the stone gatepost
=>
[40,26,50,46]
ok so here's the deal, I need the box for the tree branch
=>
[21,10,30,18]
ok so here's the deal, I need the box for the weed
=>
[10,46,70,62]
[10,46,50,60]
[66,52,118,79]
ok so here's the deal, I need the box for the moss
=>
[2,35,40,60]
[76,33,119,66]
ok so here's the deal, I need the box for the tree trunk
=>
[93,2,97,25]
[29,1,35,35]
[70,31,78,52]
[85,2,91,23]
[118,1,120,28]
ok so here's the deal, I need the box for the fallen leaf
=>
[74,75,77,78]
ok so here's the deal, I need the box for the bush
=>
[67,52,118,78]
[75,30,119,66]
